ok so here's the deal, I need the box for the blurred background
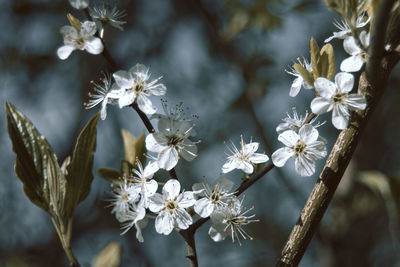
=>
[1,0,400,266]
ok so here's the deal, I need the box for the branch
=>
[276,2,399,266]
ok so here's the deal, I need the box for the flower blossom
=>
[90,4,127,32]
[272,124,327,176]
[340,31,370,72]
[276,108,324,134]
[130,161,159,208]
[69,0,89,10]
[192,178,235,218]
[324,15,370,43]
[285,57,313,97]
[57,19,103,60]
[109,64,167,114]
[118,206,146,240]
[310,72,367,130]
[109,178,141,222]
[208,197,258,246]
[222,136,269,174]
[149,179,195,235]
[146,115,198,171]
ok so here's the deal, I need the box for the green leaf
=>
[97,168,122,184]
[64,113,100,218]
[320,44,336,80]
[5,102,57,213]
[46,152,67,219]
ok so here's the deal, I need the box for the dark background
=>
[1,0,400,266]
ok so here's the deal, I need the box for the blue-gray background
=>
[1,0,400,266]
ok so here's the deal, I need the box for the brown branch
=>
[179,229,199,267]
[276,1,399,266]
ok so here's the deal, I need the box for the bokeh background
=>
[1,0,400,266]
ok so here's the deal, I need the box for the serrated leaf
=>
[310,37,320,78]
[64,113,99,218]
[5,102,58,213]
[121,130,146,166]
[293,63,314,85]
[93,241,121,267]
[320,44,336,79]
[97,168,122,184]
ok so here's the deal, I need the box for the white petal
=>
[340,56,364,72]
[249,153,269,164]
[174,208,193,230]
[146,134,167,153]
[155,211,174,235]
[314,77,336,98]
[272,147,294,167]
[194,198,214,218]
[332,105,350,130]
[148,193,165,213]
[221,159,236,174]
[359,31,370,47]
[130,64,148,77]
[239,160,254,174]
[208,224,228,242]
[137,94,156,114]
[158,147,179,171]
[118,92,135,108]
[60,26,78,38]
[278,130,299,147]
[144,161,159,177]
[243,142,259,155]
[289,77,303,97]
[311,97,333,114]
[113,70,133,89]
[343,36,362,55]
[163,179,181,200]
[344,94,367,111]
[148,83,167,96]
[81,21,97,36]
[144,180,158,197]
[100,96,108,120]
[84,37,104,55]
[179,139,197,161]
[299,124,319,144]
[306,141,327,160]
[295,156,316,176]
[276,122,290,134]
[57,45,75,60]
[178,191,196,208]
[216,177,234,192]
[335,72,354,93]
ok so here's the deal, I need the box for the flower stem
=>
[179,229,199,267]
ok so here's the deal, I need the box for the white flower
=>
[57,21,104,60]
[149,179,195,235]
[208,197,258,246]
[222,136,269,174]
[285,57,313,97]
[69,0,89,9]
[90,4,127,32]
[84,73,118,120]
[324,15,370,43]
[130,161,159,208]
[310,72,367,130]
[118,206,146,241]
[340,31,370,72]
[109,64,167,114]
[146,118,198,171]
[192,178,235,218]
[272,124,327,176]
[109,178,141,222]
[276,108,324,134]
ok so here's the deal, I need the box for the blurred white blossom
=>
[69,0,89,10]
[324,14,370,43]
[286,57,313,97]
[340,31,370,72]
[90,4,127,32]
[57,21,103,60]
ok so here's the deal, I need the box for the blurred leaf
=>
[310,37,321,78]
[5,102,55,213]
[93,241,121,267]
[121,129,146,166]
[120,159,133,176]
[320,43,336,79]
[97,168,121,184]
[64,113,99,218]
[67,13,81,30]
